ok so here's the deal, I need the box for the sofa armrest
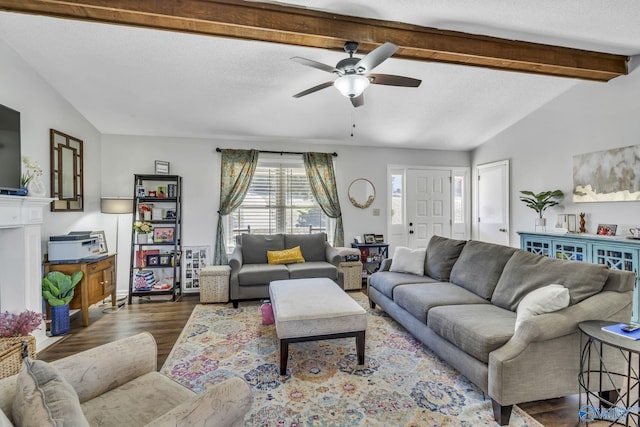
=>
[491,290,632,363]
[325,243,341,267]
[51,332,157,404]
[147,377,252,427]
[228,246,243,287]
[379,258,392,272]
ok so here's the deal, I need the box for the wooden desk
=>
[44,254,117,326]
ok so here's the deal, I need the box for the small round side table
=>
[578,320,640,426]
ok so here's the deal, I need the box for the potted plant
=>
[519,190,564,230]
[0,310,43,377]
[133,220,153,244]
[42,270,83,336]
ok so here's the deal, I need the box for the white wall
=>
[472,64,640,247]
[101,135,469,295]
[0,40,103,252]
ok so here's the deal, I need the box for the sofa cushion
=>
[425,235,467,281]
[449,240,517,299]
[394,282,490,323]
[389,247,426,276]
[368,271,438,299]
[81,372,194,427]
[287,262,337,281]
[428,305,516,364]
[267,246,305,265]
[238,264,289,286]
[492,250,609,311]
[285,233,327,262]
[515,284,570,330]
[13,358,89,427]
[240,234,285,264]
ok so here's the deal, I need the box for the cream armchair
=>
[0,332,251,426]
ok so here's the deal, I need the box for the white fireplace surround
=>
[0,194,53,350]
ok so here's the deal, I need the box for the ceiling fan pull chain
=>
[350,111,356,138]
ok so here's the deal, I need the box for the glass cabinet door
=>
[593,244,639,323]
[522,237,552,257]
[553,242,587,262]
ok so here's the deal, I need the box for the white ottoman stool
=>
[199,265,231,303]
[269,278,367,375]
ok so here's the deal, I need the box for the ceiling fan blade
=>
[292,81,335,98]
[369,74,422,87]
[350,94,364,108]
[354,42,398,72]
[291,56,340,74]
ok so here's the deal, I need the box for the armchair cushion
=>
[12,358,88,427]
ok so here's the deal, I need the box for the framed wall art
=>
[182,246,211,293]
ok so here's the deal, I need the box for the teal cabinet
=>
[518,231,640,323]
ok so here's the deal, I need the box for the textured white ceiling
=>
[0,1,639,151]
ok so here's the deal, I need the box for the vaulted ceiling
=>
[0,0,639,150]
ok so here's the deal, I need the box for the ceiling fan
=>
[291,41,422,108]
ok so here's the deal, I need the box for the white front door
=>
[477,160,510,245]
[406,169,451,248]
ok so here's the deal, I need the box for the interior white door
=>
[406,169,451,248]
[477,160,509,245]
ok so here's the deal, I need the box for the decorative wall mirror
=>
[50,129,84,211]
[348,178,375,209]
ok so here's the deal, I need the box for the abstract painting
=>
[573,144,640,202]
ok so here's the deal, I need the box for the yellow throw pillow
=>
[267,246,305,265]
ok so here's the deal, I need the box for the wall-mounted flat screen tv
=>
[0,104,21,193]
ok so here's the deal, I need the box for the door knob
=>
[409,222,413,226]
[409,230,414,234]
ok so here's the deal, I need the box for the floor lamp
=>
[100,197,134,313]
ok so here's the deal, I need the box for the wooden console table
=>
[44,254,117,326]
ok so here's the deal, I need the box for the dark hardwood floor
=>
[36,292,578,426]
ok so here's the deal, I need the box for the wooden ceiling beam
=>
[0,0,628,81]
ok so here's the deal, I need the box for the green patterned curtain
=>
[214,149,259,264]
[303,152,344,247]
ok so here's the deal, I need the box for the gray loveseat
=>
[368,235,634,425]
[229,233,342,308]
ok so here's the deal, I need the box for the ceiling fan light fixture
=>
[334,75,370,98]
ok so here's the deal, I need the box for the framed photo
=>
[182,245,211,292]
[375,234,384,243]
[364,233,375,244]
[159,254,171,266]
[146,254,160,266]
[597,224,617,236]
[91,230,108,254]
[155,160,170,175]
[157,186,167,198]
[154,227,175,243]
[165,209,176,219]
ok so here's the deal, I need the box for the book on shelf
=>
[601,323,640,340]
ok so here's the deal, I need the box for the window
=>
[225,157,331,251]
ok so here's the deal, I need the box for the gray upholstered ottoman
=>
[269,278,367,375]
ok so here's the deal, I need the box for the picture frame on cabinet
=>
[375,234,384,243]
[154,227,175,243]
[159,254,171,266]
[146,254,160,266]
[91,230,108,254]
[597,224,617,236]
[157,186,167,198]
[364,234,375,244]
[165,209,176,219]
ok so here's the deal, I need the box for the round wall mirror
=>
[348,178,375,209]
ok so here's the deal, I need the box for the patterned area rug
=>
[161,293,542,426]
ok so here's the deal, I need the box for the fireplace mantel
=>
[0,195,53,350]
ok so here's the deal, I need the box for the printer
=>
[48,232,104,263]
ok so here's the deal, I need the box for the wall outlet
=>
[372,208,380,216]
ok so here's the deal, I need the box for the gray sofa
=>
[368,235,634,425]
[229,233,342,308]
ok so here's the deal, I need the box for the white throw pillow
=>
[515,284,570,330]
[389,247,427,276]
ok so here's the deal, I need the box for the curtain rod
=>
[216,147,337,157]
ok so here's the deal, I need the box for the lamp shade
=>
[334,75,370,98]
[100,197,133,214]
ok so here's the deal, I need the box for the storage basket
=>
[339,260,363,290]
[200,265,231,303]
[0,335,36,379]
